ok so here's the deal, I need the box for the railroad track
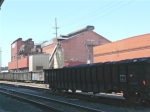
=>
[0,86,103,112]
[0,82,149,110]
[0,83,131,107]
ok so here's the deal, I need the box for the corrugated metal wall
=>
[54,49,65,68]
[29,54,49,72]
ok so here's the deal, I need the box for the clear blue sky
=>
[0,0,150,67]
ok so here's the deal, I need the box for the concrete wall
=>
[93,33,150,63]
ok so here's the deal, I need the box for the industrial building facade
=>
[42,26,111,68]
[93,33,150,63]
[8,26,111,71]
[8,38,44,72]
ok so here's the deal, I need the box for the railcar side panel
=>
[86,68,92,92]
[64,69,68,89]
[119,66,127,91]
[44,70,49,84]
[127,65,138,91]
[91,67,99,93]
[60,70,64,89]
[104,67,111,92]
[111,66,119,91]
[97,67,104,92]
[72,69,76,90]
[137,65,146,92]
[68,69,72,89]
[57,70,61,88]
[146,65,150,88]
[81,68,86,92]
[76,69,81,90]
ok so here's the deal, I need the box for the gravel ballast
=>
[0,93,47,112]
[1,81,150,112]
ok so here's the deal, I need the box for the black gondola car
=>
[44,57,150,104]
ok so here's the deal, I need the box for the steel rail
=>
[0,86,104,112]
[0,90,62,112]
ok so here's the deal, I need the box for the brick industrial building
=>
[8,26,111,71]
[41,26,111,68]
[93,33,150,63]
[8,38,45,72]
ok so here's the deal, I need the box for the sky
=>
[0,0,150,67]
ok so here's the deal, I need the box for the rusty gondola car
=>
[44,57,150,104]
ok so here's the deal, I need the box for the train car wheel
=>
[57,88,61,93]
[72,90,76,93]
[131,92,142,104]
[51,85,56,92]
[65,89,69,92]
[52,88,56,92]
[124,92,142,104]
[145,100,150,107]
[93,92,98,95]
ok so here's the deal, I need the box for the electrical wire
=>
[60,0,134,35]
[33,0,98,40]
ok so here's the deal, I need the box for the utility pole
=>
[53,18,59,68]
[53,18,59,42]
[16,43,18,72]
[0,47,2,73]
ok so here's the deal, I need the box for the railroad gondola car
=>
[44,57,150,104]
[0,71,44,83]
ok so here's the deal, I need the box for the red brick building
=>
[8,38,42,71]
[42,26,111,68]
[8,26,111,71]
[93,33,150,63]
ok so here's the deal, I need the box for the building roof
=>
[0,0,4,9]
[60,25,94,38]
[12,38,22,44]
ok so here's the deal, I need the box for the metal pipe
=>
[85,43,91,64]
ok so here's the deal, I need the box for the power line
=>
[59,0,119,27]
[60,0,134,35]
[39,1,117,39]
[33,1,98,40]
[58,0,98,19]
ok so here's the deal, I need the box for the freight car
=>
[0,71,44,83]
[44,57,150,104]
